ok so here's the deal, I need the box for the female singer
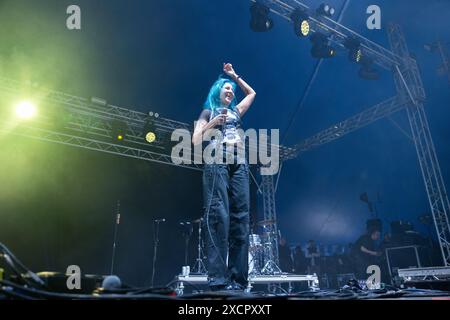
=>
[192,63,256,290]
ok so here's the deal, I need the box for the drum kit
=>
[179,217,207,274]
[180,217,282,275]
[248,219,282,275]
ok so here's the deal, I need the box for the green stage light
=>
[15,101,37,119]
[111,119,127,142]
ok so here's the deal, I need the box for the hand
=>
[374,251,382,257]
[223,63,237,79]
[210,114,227,127]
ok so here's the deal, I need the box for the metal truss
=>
[260,173,280,268]
[0,124,202,171]
[252,0,405,70]
[388,24,450,266]
[0,76,293,173]
[0,77,202,170]
[283,95,409,159]
[0,76,191,134]
[425,41,450,85]
[261,174,277,228]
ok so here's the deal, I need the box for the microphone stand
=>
[179,221,193,266]
[110,200,120,275]
[192,218,207,274]
[151,220,163,287]
[185,240,189,266]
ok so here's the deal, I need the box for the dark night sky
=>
[0,0,449,286]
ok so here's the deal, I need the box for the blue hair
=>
[203,77,237,111]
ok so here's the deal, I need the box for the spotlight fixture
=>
[143,119,157,143]
[111,119,127,142]
[290,8,310,37]
[250,2,273,32]
[15,101,37,119]
[146,132,156,143]
[344,37,363,63]
[316,3,335,17]
[310,32,335,58]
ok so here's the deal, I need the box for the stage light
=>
[15,101,37,119]
[310,32,335,58]
[354,49,363,63]
[311,45,335,58]
[316,3,335,17]
[146,132,156,143]
[290,8,310,37]
[111,119,127,142]
[250,2,273,32]
[143,119,157,143]
[344,37,363,63]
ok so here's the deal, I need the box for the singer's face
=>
[220,83,234,106]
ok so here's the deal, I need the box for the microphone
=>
[154,218,166,223]
[221,108,227,131]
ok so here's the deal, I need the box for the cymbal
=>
[192,218,203,223]
[256,219,275,226]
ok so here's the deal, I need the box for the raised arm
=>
[223,63,256,117]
